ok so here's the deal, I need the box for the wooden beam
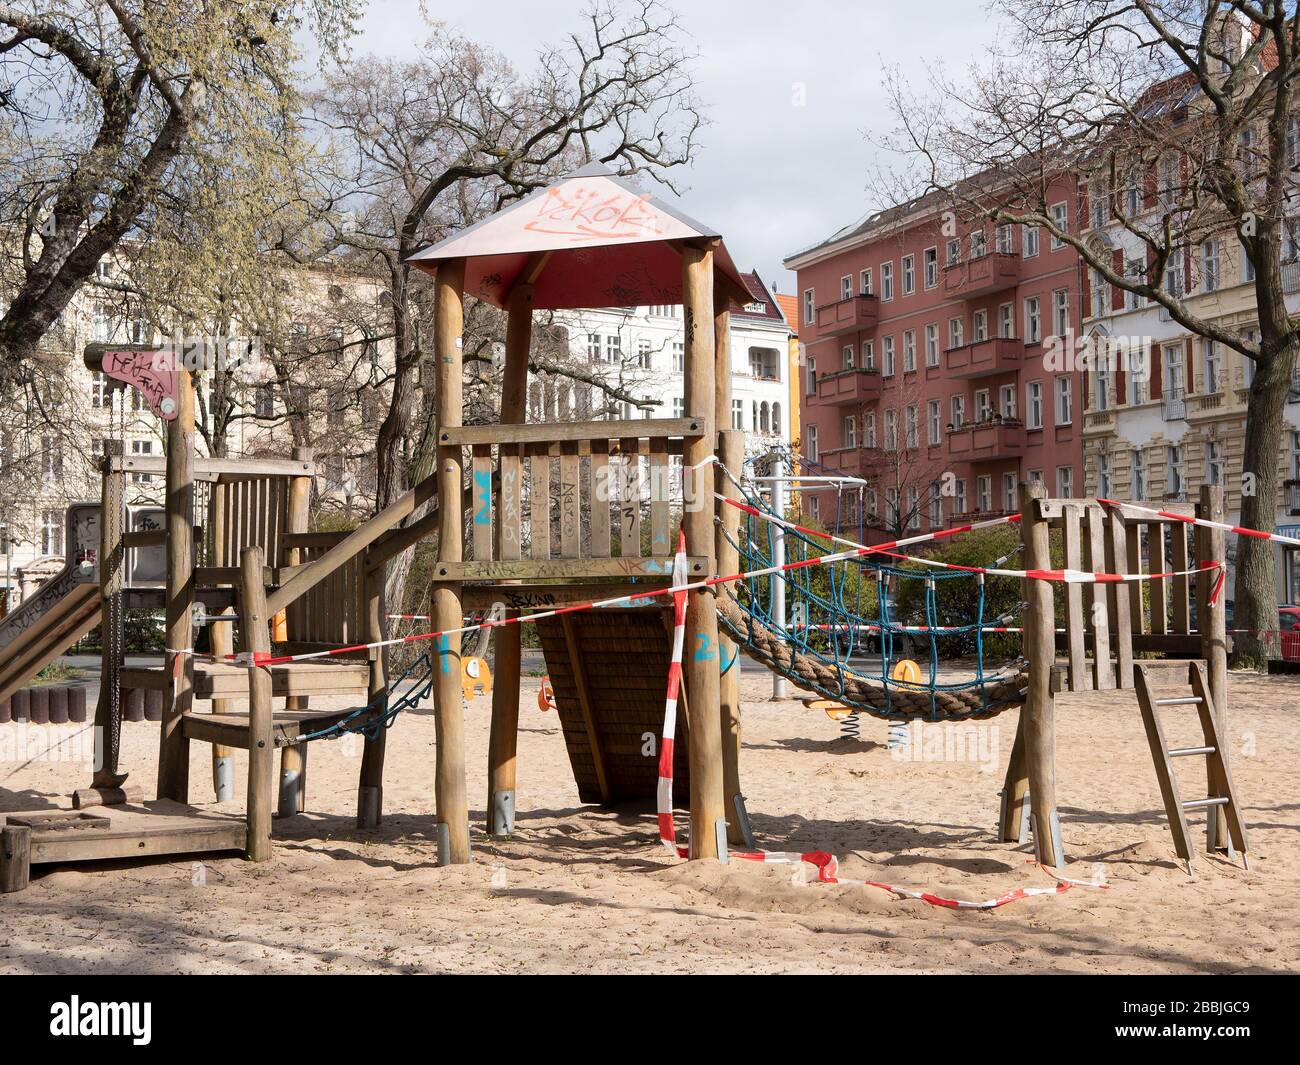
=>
[680,243,725,860]
[560,614,611,804]
[434,557,707,581]
[438,417,703,447]
[241,546,274,862]
[1020,480,1061,866]
[432,256,470,865]
[1196,484,1230,852]
[716,429,745,844]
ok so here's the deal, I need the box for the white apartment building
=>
[546,271,793,455]
[1079,180,1300,603]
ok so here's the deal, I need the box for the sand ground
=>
[1,667,1297,974]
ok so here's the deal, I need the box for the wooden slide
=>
[535,606,692,807]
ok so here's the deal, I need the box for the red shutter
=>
[1116,362,1126,406]
[1078,183,1090,232]
[1111,250,1125,311]
[1182,246,1192,297]
[1143,162,1157,209]
[1184,339,1193,397]
[1150,345,1162,400]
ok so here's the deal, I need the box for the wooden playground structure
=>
[0,167,1248,891]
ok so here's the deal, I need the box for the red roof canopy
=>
[405,164,751,311]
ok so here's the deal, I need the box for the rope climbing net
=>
[716,465,1029,722]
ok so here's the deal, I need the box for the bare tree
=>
[883,0,1300,664]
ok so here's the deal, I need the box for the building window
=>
[883,336,896,377]
[976,475,992,512]
[1027,380,1044,429]
[1095,366,1110,412]
[254,385,274,419]
[948,317,964,350]
[1056,465,1074,498]
[806,424,819,462]
[841,344,854,371]
[1000,384,1016,419]
[1163,343,1185,398]
[732,399,744,430]
[907,486,921,530]
[41,436,63,479]
[1201,240,1220,293]
[772,403,782,436]
[841,275,853,301]
[604,335,621,364]
[843,414,857,449]
[970,230,987,259]
[901,254,915,295]
[1023,225,1040,258]
[999,303,1014,338]
[973,309,988,343]
[925,324,939,367]
[880,262,894,301]
[862,340,875,371]
[946,239,961,266]
[1050,202,1068,248]
[929,483,944,527]
[1091,268,1109,319]
[927,399,942,445]
[1165,254,1184,296]
[636,338,653,369]
[672,341,684,373]
[41,510,63,556]
[1025,296,1042,344]
[950,394,966,430]
[884,409,898,451]
[885,486,900,527]
[903,330,916,373]
[91,372,110,408]
[860,269,872,295]
[586,333,602,360]
[1241,238,1256,283]
[1092,176,1110,228]
[954,478,968,514]
[1002,472,1016,511]
[1052,289,1070,337]
[905,404,918,449]
[996,224,1013,254]
[1097,452,1112,496]
[807,495,820,520]
[1132,449,1147,498]
[923,247,938,288]
[1206,441,1223,486]
[1204,339,1221,393]
[806,357,817,395]
[673,397,685,419]
[803,288,815,325]
[1055,376,1073,425]
[975,388,991,423]
[1167,445,1185,498]
[865,411,877,449]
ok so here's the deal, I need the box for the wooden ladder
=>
[1133,661,1249,871]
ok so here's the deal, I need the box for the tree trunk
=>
[1233,337,1294,667]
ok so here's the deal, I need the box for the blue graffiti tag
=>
[693,633,715,662]
[473,469,491,526]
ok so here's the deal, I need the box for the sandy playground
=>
[1,665,1297,975]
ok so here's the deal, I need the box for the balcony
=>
[815,446,882,477]
[942,252,1021,299]
[1161,389,1187,420]
[814,366,882,406]
[814,294,879,337]
[946,419,1027,461]
[944,336,1023,379]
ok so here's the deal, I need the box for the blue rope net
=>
[717,454,1026,722]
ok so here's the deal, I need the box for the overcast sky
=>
[348,1,1006,295]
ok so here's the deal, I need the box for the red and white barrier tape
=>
[657,531,690,858]
[1097,497,1300,547]
[729,850,1107,909]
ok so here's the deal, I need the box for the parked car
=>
[1279,606,1300,661]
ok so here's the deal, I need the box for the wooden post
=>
[433,257,470,864]
[279,449,315,817]
[208,480,234,801]
[486,281,534,836]
[241,546,274,861]
[90,461,128,790]
[0,824,31,893]
[681,243,726,859]
[716,429,746,844]
[357,566,387,827]
[1019,480,1062,866]
[1196,484,1230,851]
[157,368,195,803]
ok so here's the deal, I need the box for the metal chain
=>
[107,389,125,774]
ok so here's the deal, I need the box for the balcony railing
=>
[944,336,1023,379]
[942,252,1021,299]
[946,418,1027,461]
[814,366,882,406]
[1287,479,1300,515]
[813,294,879,337]
[1283,261,1300,294]
[1161,388,1187,420]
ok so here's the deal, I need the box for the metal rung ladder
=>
[1134,661,1249,871]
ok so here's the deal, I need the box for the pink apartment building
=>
[783,183,1085,536]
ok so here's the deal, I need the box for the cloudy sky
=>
[348,1,1007,295]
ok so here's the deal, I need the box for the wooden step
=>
[120,659,369,698]
[182,706,381,749]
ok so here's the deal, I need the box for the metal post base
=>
[733,793,756,850]
[356,784,381,829]
[998,788,1031,845]
[714,818,729,864]
[1030,811,1065,867]
[490,788,515,837]
[213,757,234,803]
[436,822,471,866]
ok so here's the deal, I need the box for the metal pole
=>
[770,454,788,699]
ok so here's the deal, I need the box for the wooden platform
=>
[536,607,690,806]
[120,658,369,698]
[182,706,379,748]
[2,800,246,890]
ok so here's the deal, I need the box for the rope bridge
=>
[716,473,1029,722]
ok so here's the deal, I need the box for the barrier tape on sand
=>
[657,532,690,857]
[730,850,1108,910]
